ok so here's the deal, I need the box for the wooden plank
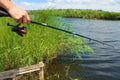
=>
[39,67,44,80]
[12,76,16,80]
[0,62,44,79]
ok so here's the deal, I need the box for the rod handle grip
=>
[0,7,10,17]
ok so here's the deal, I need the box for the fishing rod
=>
[30,20,114,48]
[0,8,114,48]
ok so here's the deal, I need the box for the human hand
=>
[8,5,30,24]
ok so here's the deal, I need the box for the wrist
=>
[0,0,15,11]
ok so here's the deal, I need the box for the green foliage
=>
[46,9,120,20]
[0,10,93,72]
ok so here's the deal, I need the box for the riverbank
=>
[0,10,93,72]
[29,9,120,20]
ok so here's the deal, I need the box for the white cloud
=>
[13,0,120,12]
[22,2,32,6]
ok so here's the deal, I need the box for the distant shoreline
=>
[29,9,120,20]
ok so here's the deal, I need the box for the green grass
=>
[0,10,93,72]
[37,9,120,20]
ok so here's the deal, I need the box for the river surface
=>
[49,18,120,80]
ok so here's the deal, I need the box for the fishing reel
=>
[7,23,27,37]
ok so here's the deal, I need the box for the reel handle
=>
[8,23,27,37]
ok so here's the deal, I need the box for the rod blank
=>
[30,20,114,48]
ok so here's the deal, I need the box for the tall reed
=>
[49,9,120,20]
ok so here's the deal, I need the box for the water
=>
[50,18,120,80]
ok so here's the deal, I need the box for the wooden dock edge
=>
[0,62,44,80]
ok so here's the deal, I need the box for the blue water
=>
[57,18,120,80]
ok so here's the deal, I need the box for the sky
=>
[13,0,120,12]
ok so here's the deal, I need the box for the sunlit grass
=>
[0,10,93,72]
